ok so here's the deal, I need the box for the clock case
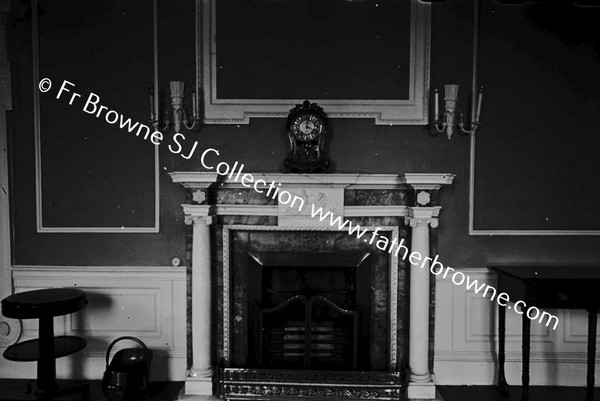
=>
[284,100,330,173]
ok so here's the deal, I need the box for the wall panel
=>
[471,1,600,234]
[34,0,158,232]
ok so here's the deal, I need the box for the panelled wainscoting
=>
[434,268,600,387]
[0,266,187,382]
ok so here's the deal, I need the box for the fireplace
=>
[171,172,454,400]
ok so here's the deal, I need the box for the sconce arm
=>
[182,108,200,131]
[458,123,478,135]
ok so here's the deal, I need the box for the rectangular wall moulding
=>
[197,0,431,125]
[468,1,600,235]
[33,0,159,233]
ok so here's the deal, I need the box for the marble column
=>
[405,207,439,400]
[184,206,215,395]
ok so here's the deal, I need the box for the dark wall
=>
[8,0,600,267]
[475,0,600,231]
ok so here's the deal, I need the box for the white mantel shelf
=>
[170,171,455,189]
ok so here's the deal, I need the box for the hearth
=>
[171,172,454,400]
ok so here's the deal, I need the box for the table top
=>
[3,335,87,362]
[491,266,600,281]
[1,288,87,319]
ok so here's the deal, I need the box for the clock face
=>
[291,113,323,141]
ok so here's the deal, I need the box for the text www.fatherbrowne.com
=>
[309,204,560,330]
[41,78,560,331]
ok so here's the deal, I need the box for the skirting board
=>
[0,266,187,381]
[434,267,600,386]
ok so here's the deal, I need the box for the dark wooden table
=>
[492,266,600,401]
[2,288,88,400]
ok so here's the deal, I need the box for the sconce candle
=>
[192,91,197,118]
[434,89,439,120]
[475,86,483,123]
[149,84,155,121]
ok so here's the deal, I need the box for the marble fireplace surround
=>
[170,172,454,400]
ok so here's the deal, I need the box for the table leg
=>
[37,315,57,396]
[498,303,509,397]
[587,309,598,401]
[522,312,530,401]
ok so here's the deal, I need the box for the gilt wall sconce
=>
[149,81,201,133]
[428,0,484,140]
[432,84,483,139]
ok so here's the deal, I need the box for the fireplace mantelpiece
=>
[170,172,454,400]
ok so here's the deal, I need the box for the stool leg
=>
[522,312,530,401]
[587,309,598,401]
[498,303,509,397]
[37,315,57,396]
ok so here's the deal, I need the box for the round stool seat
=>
[1,288,87,319]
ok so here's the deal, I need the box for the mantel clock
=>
[284,100,330,173]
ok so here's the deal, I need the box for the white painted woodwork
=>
[0,0,19,349]
[406,209,439,399]
[1,266,186,381]
[185,209,215,395]
[171,172,454,189]
[434,267,600,386]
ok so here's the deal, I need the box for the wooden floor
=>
[0,381,598,401]
[0,379,184,401]
[438,385,600,401]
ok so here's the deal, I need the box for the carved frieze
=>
[278,187,344,227]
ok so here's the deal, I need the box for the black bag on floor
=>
[102,336,153,401]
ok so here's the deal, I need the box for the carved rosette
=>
[416,191,431,206]
[407,184,441,208]
[192,189,207,204]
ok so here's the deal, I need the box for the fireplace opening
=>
[247,252,370,370]
[227,229,396,372]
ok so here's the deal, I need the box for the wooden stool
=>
[1,288,89,400]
